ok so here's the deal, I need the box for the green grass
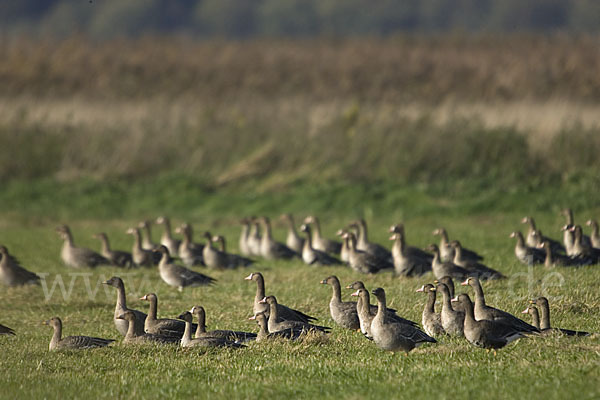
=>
[1,210,599,399]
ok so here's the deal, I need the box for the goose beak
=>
[350,290,360,297]
[139,295,147,300]
[320,279,328,284]
[244,273,253,280]
[451,296,458,302]
[521,308,529,314]
[460,279,469,286]
[102,280,109,285]
[529,299,536,304]
[415,285,425,293]
[258,297,267,304]
[248,315,257,320]
[521,217,528,223]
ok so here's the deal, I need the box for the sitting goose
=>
[259,296,331,334]
[247,219,262,257]
[280,214,305,254]
[461,277,539,333]
[140,293,196,337]
[562,209,592,254]
[202,232,229,269]
[320,276,360,330]
[138,220,158,251]
[155,246,216,291]
[126,227,160,267]
[300,225,342,266]
[93,233,133,268]
[521,306,541,331]
[390,224,434,263]
[245,272,316,323]
[432,227,483,263]
[250,312,304,342]
[389,233,430,277]
[44,317,114,351]
[510,231,545,265]
[175,223,204,267]
[521,216,564,253]
[0,245,40,286]
[415,284,445,337]
[337,229,350,263]
[0,323,15,335]
[434,276,456,299]
[450,240,505,280]
[530,297,590,336]
[434,283,464,337]
[540,240,576,267]
[426,244,470,280]
[258,217,299,260]
[586,219,600,249]
[211,236,254,268]
[345,233,387,274]
[190,306,256,342]
[117,311,179,344]
[369,288,436,354]
[177,311,245,348]
[102,276,147,337]
[303,216,342,254]
[56,225,110,268]
[350,219,392,264]
[238,218,252,256]
[457,294,525,354]
[570,225,600,264]
[156,216,181,257]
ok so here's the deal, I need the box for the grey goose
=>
[56,225,110,268]
[0,245,40,287]
[102,276,147,337]
[93,233,133,268]
[44,317,114,351]
[155,246,215,291]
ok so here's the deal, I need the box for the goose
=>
[510,231,544,265]
[202,232,229,269]
[434,276,455,299]
[156,216,181,257]
[415,284,445,337]
[0,245,40,286]
[540,240,576,267]
[450,240,505,280]
[177,311,244,348]
[126,227,160,267]
[140,293,195,337]
[529,297,590,336]
[44,317,114,351]
[280,214,305,254]
[586,219,600,249]
[432,227,483,263]
[390,224,434,263]
[247,219,262,257]
[303,216,342,254]
[369,288,436,354]
[238,218,252,256]
[249,312,304,342]
[190,306,256,342]
[562,209,592,254]
[245,272,316,323]
[175,223,204,267]
[0,323,15,335]
[257,217,299,260]
[259,296,330,334]
[426,244,470,280]
[117,311,179,344]
[434,283,464,336]
[389,233,430,277]
[320,276,359,330]
[521,306,541,330]
[300,225,342,266]
[211,235,254,268]
[345,233,386,274]
[570,225,600,263]
[56,225,110,268]
[461,277,539,333]
[155,246,216,291]
[336,229,350,263]
[138,220,158,251]
[102,276,147,337]
[350,219,392,264]
[457,294,525,354]
[93,233,133,268]
[521,217,564,252]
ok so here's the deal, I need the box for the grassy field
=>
[0,211,599,399]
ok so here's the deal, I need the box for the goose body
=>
[0,246,40,286]
[389,233,430,277]
[251,312,305,342]
[321,276,359,330]
[44,317,114,351]
[191,306,256,342]
[300,225,342,266]
[118,311,179,344]
[103,276,147,336]
[57,225,110,268]
[127,228,160,267]
[416,284,445,337]
[261,296,330,334]
[259,217,299,260]
[156,216,181,257]
[141,293,196,338]
[156,246,215,291]
[280,214,305,254]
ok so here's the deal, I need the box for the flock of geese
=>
[0,210,597,355]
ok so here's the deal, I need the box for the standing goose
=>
[56,225,110,268]
[175,223,204,267]
[0,245,40,286]
[350,219,392,264]
[390,224,434,263]
[510,231,545,265]
[155,246,216,291]
[530,297,590,336]
[156,216,181,257]
[0,323,15,335]
[44,317,114,351]
[345,233,386,274]
[177,311,245,348]
[258,217,299,260]
[140,293,195,337]
[249,312,304,342]
[434,283,464,336]
[190,306,256,342]
[300,225,342,266]
[320,276,360,330]
[93,233,133,268]
[586,219,600,249]
[369,288,436,354]
[238,218,252,256]
[245,272,316,323]
[247,219,262,257]
[126,227,160,267]
[211,236,254,268]
[457,294,525,354]
[138,220,158,251]
[450,240,505,280]
[102,276,147,337]
[202,232,229,269]
[426,244,470,280]
[259,296,330,334]
[432,227,483,263]
[280,214,305,254]
[461,277,539,333]
[303,216,342,254]
[389,233,430,277]
[415,284,445,337]
[117,311,179,344]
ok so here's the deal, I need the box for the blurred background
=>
[1,0,599,220]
